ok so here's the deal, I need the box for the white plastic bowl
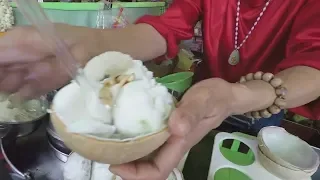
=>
[257,126,319,173]
[257,147,312,180]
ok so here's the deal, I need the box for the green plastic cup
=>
[156,72,194,93]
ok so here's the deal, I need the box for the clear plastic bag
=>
[96,0,113,29]
[96,1,131,29]
[111,6,130,28]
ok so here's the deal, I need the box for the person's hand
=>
[0,24,97,99]
[109,78,236,180]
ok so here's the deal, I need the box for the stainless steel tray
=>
[1,120,64,180]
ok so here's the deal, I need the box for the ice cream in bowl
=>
[50,52,175,165]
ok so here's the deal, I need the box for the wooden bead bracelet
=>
[239,72,287,119]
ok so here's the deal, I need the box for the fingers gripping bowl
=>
[50,52,175,165]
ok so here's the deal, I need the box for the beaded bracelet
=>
[239,72,288,119]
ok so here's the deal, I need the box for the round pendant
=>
[228,50,240,66]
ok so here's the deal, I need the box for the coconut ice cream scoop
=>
[50,52,175,164]
[84,51,134,82]
[113,79,174,138]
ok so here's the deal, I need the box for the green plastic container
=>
[212,132,256,180]
[214,168,252,180]
[11,2,165,27]
[156,72,194,93]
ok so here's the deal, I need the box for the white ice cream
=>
[84,51,134,82]
[54,51,174,139]
[113,79,173,137]
[53,82,116,136]
[85,88,112,124]
[83,51,135,126]
[112,59,173,137]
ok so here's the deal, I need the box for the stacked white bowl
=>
[257,127,319,180]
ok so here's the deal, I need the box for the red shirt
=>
[136,0,320,120]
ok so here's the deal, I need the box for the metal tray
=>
[1,120,64,180]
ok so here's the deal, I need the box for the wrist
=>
[230,80,276,115]
[230,83,251,115]
[64,24,108,67]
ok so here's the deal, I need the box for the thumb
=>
[168,103,200,137]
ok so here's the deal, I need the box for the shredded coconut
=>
[0,0,14,32]
[0,96,46,122]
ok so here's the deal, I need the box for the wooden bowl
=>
[50,111,170,165]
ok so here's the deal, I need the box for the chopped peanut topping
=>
[99,74,135,105]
